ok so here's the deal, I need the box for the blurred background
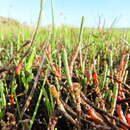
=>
[0,0,130,28]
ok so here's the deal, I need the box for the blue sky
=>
[0,0,130,28]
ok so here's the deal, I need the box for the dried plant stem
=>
[48,112,58,130]
[93,69,106,110]
[21,43,47,117]
[21,0,46,117]
[69,45,80,77]
[61,100,77,116]
[62,100,111,129]
[117,97,130,104]
[72,83,81,129]
[80,92,129,129]
[81,98,104,124]
[50,85,78,127]
[109,83,118,115]
[107,76,130,90]
[58,107,78,127]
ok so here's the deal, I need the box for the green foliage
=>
[0,16,130,129]
[26,47,36,73]
[0,81,6,119]
[21,71,34,92]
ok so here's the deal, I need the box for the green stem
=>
[78,16,84,44]
[51,0,55,40]
[29,75,47,130]
[62,49,73,87]
[79,16,84,70]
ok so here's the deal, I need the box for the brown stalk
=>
[72,82,81,129]
[50,85,78,127]
[80,92,130,129]
[61,100,77,116]
[61,100,111,129]
[117,97,130,104]
[107,76,130,90]
[120,54,129,92]
[81,98,104,124]
[21,43,47,117]
[58,107,78,127]
[69,44,80,77]
[101,114,118,130]
[93,68,106,110]
[116,104,128,125]
[48,112,58,130]
[122,88,130,95]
